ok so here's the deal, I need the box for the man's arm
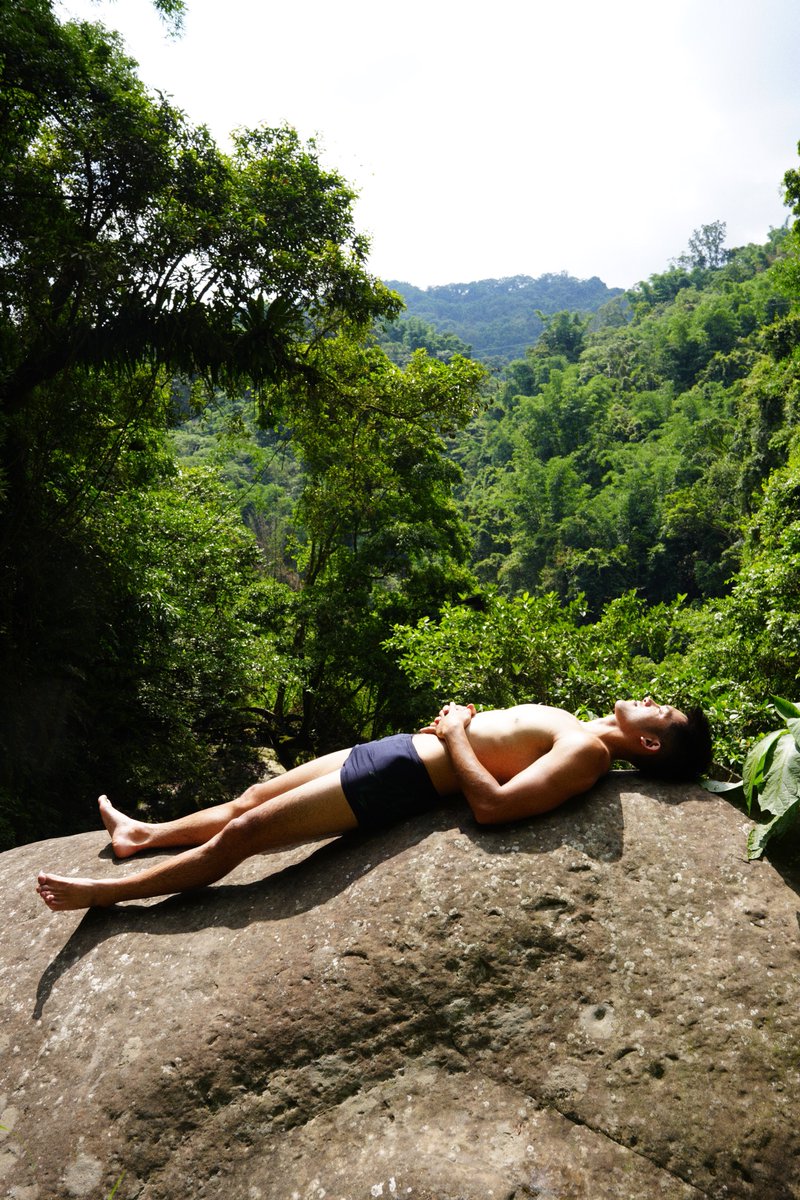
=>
[429,704,609,825]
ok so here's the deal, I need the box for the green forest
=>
[4,0,800,859]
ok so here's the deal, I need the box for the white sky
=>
[57,0,800,289]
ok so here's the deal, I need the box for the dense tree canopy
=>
[0,11,396,413]
[448,224,797,616]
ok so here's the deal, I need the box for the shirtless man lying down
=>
[36,698,711,912]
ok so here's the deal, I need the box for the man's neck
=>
[584,714,635,760]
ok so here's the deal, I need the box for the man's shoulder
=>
[551,727,612,775]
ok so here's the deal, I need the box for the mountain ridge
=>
[384,271,624,362]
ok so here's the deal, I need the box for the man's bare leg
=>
[37,767,359,912]
[99,749,352,858]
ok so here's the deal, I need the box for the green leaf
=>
[746,804,800,860]
[756,731,800,820]
[772,697,800,750]
[701,778,744,801]
[742,729,785,813]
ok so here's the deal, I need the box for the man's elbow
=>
[469,790,570,825]
[468,797,508,826]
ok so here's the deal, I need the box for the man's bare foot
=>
[98,795,150,859]
[36,872,114,912]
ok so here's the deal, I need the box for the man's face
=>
[615,696,688,740]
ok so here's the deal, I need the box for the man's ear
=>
[639,734,661,754]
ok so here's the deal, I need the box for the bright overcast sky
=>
[57,0,800,290]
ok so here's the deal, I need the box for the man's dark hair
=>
[628,707,713,782]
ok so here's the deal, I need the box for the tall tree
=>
[674,220,729,270]
[261,335,485,754]
[0,13,396,420]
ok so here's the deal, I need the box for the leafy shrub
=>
[741,696,800,858]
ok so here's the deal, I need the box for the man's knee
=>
[231,784,268,816]
[216,811,258,857]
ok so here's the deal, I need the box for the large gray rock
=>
[1,776,799,1199]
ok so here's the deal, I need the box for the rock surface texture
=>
[2,776,799,1200]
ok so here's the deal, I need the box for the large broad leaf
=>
[786,718,800,752]
[756,732,800,820]
[772,696,800,750]
[701,778,744,802]
[742,729,786,813]
[742,707,800,856]
[747,804,800,860]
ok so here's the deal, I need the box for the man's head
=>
[616,697,712,781]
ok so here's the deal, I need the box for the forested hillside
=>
[453,225,790,610]
[384,274,622,362]
[4,0,800,860]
